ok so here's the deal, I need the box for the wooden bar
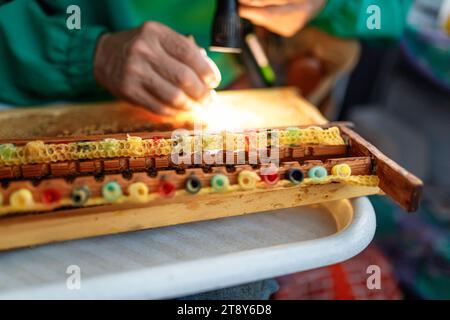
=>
[0,183,381,251]
[0,87,422,251]
[103,159,121,172]
[0,122,352,146]
[0,166,13,179]
[94,160,103,174]
[21,164,49,178]
[50,162,77,176]
[0,158,373,209]
[309,145,348,157]
[0,125,420,213]
[129,157,146,170]
[154,156,170,169]
[290,147,306,158]
[340,126,423,212]
[79,161,96,173]
[326,157,372,176]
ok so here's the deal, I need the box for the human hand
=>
[239,0,326,37]
[94,22,221,116]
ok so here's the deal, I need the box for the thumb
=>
[239,5,269,26]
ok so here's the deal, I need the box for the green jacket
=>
[0,0,412,106]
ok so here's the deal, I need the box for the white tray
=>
[0,197,376,299]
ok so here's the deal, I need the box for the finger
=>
[239,5,272,26]
[189,37,222,89]
[200,48,222,89]
[141,95,178,117]
[123,84,178,117]
[142,96,178,117]
[145,47,211,101]
[140,64,198,110]
[160,30,220,88]
[239,3,310,36]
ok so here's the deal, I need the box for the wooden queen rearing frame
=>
[0,89,423,250]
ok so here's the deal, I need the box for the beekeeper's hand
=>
[94,22,221,116]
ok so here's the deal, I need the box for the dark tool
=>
[210,0,242,53]
[210,0,277,87]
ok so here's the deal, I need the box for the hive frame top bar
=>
[0,122,355,146]
[0,122,422,212]
[0,121,423,250]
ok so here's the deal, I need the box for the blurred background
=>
[263,0,450,300]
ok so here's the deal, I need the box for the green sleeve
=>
[311,0,413,39]
[0,0,107,106]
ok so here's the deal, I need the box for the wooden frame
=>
[0,124,422,251]
[0,87,423,251]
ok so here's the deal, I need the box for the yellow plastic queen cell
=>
[238,170,260,190]
[128,182,149,203]
[9,189,34,208]
[332,164,352,178]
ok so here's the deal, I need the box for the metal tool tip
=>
[209,46,242,54]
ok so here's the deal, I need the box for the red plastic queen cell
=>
[42,188,62,204]
[159,180,177,198]
[260,165,280,186]
[261,172,280,186]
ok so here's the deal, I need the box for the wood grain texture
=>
[0,143,352,180]
[0,183,380,251]
[0,88,419,250]
[0,157,373,211]
[0,88,327,140]
[340,126,423,212]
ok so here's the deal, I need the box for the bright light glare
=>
[192,92,263,132]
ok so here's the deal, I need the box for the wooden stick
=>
[0,144,349,180]
[0,157,373,209]
[339,126,423,212]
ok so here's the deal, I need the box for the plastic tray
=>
[0,197,376,299]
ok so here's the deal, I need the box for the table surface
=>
[0,197,375,299]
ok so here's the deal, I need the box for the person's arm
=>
[239,0,412,40]
[239,0,326,37]
[0,0,106,105]
[0,0,221,114]
[311,0,413,39]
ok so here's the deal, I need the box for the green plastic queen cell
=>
[102,181,123,202]
[308,166,328,181]
[210,174,230,193]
